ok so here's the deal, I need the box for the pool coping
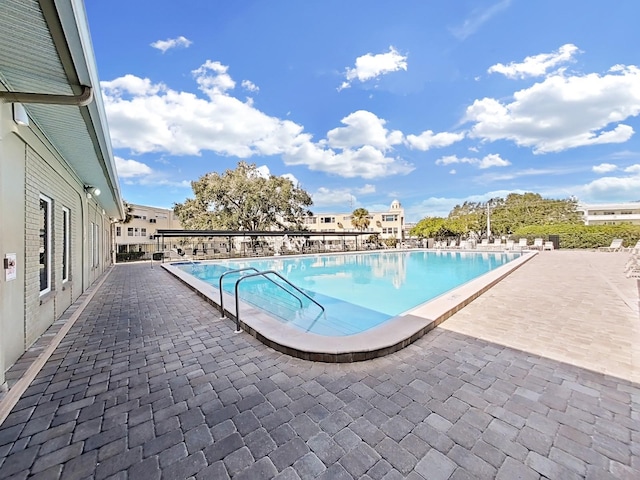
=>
[162,249,538,362]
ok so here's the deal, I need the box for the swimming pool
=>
[171,250,526,340]
[163,250,535,361]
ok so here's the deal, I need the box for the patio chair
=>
[505,240,515,250]
[623,239,640,253]
[517,238,529,250]
[543,241,554,251]
[491,239,503,250]
[599,238,624,252]
[478,239,490,250]
[448,239,458,249]
[531,238,544,250]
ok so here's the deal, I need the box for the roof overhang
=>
[0,0,124,219]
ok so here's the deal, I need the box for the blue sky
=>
[85,0,640,222]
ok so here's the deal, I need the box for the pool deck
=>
[0,250,638,479]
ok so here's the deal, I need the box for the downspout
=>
[0,85,93,106]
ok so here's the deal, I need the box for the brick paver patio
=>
[0,250,638,479]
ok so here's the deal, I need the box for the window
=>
[39,195,52,294]
[127,227,134,236]
[382,215,397,222]
[149,218,157,223]
[62,207,70,282]
[320,217,335,223]
[141,228,147,236]
[116,226,121,236]
[304,217,317,224]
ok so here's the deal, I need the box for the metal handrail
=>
[233,270,325,333]
[219,268,260,319]
[219,268,303,322]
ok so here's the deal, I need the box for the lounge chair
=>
[505,240,515,250]
[623,240,640,253]
[478,239,490,250]
[517,238,529,250]
[490,239,503,250]
[531,238,544,250]
[599,239,624,252]
[543,241,554,251]
[448,239,458,249]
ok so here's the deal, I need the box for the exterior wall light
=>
[84,186,101,198]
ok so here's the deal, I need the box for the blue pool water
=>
[177,250,521,336]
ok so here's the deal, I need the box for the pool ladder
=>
[219,268,325,332]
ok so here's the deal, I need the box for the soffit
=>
[0,0,123,218]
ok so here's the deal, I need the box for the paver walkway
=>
[0,251,638,479]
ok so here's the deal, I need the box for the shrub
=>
[513,223,640,249]
[116,251,146,263]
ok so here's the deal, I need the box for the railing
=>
[219,268,300,320]
[229,270,325,333]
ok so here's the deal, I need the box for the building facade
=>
[0,0,124,385]
[578,202,640,225]
[303,200,405,242]
[115,204,183,257]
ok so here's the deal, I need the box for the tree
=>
[121,201,134,224]
[489,193,581,235]
[173,162,313,231]
[412,193,581,239]
[410,217,446,239]
[351,208,370,231]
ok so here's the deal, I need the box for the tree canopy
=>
[173,162,313,231]
[410,193,581,239]
[351,208,370,231]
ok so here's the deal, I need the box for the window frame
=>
[62,207,70,283]
[39,195,52,295]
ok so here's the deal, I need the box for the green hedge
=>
[116,251,146,263]
[512,223,640,249]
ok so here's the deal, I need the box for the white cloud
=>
[450,0,511,41]
[193,61,236,95]
[102,61,415,180]
[241,80,259,92]
[625,164,640,173]
[284,142,414,179]
[465,65,640,153]
[311,185,376,208]
[150,36,192,53]
[115,156,152,178]
[114,156,190,189]
[326,110,403,150]
[581,173,640,202]
[406,130,465,151]
[435,153,510,169]
[592,163,618,174]
[488,44,579,79]
[478,153,511,169]
[339,46,407,91]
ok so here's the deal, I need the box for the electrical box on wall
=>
[4,253,17,281]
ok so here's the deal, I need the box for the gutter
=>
[0,85,93,106]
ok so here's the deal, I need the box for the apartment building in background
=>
[114,204,183,256]
[303,200,405,242]
[578,202,640,225]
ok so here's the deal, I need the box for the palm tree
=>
[351,208,370,231]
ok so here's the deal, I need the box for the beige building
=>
[578,202,640,225]
[0,1,124,385]
[304,200,405,242]
[115,204,183,258]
